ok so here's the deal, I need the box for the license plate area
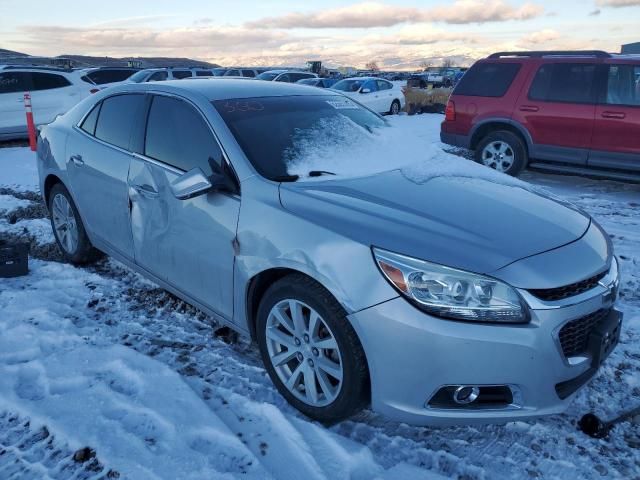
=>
[588,309,622,367]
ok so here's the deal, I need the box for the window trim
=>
[599,64,640,109]
[140,91,240,195]
[527,62,600,106]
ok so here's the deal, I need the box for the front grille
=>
[558,309,610,358]
[529,270,607,301]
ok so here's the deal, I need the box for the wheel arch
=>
[43,174,64,207]
[470,119,532,153]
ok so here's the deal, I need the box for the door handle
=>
[131,183,159,198]
[519,105,539,112]
[70,154,84,166]
[601,111,626,119]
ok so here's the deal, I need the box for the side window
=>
[88,69,135,84]
[196,71,211,77]
[80,102,101,136]
[242,70,256,78]
[377,80,392,91]
[30,73,71,91]
[606,65,640,106]
[529,63,596,104]
[145,95,222,175]
[172,70,192,79]
[148,71,168,82]
[94,94,145,149]
[225,69,240,77]
[362,80,378,92]
[0,72,32,93]
[275,74,290,82]
[454,63,521,97]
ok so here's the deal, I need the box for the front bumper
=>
[348,290,621,426]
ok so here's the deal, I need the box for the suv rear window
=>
[84,69,135,85]
[453,63,521,97]
[528,63,596,104]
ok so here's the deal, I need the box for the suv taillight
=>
[445,100,456,121]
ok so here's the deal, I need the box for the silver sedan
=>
[37,80,622,425]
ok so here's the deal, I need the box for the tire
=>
[475,130,527,176]
[48,183,102,264]
[256,274,369,423]
[389,99,401,115]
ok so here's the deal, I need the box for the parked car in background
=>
[0,66,98,140]
[331,77,405,114]
[441,50,640,181]
[128,67,216,83]
[38,79,621,426]
[296,77,338,89]
[255,70,318,83]
[77,67,139,89]
[222,68,260,78]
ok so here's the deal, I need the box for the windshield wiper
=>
[273,174,300,182]
[308,170,337,177]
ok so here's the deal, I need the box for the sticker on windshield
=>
[326,99,359,110]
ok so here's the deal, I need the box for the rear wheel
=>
[48,183,101,264]
[475,130,527,176]
[256,274,368,423]
[389,100,401,115]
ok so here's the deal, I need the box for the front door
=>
[129,94,239,320]
[66,93,146,260]
[513,62,598,165]
[590,64,640,173]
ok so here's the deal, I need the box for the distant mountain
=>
[0,49,219,68]
[0,48,29,58]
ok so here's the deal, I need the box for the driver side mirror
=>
[171,168,213,200]
[361,88,371,94]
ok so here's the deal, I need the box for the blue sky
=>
[1,0,638,69]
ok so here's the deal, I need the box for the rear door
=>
[377,80,394,111]
[128,94,239,319]
[513,62,598,165]
[67,93,146,260]
[0,71,31,135]
[590,63,640,173]
[358,80,380,111]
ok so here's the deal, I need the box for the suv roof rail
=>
[0,65,74,72]
[488,50,612,59]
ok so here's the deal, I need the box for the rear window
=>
[94,94,145,150]
[453,62,521,97]
[85,69,135,84]
[172,70,192,79]
[528,63,596,104]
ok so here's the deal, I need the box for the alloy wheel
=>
[481,141,515,172]
[265,299,343,407]
[51,193,79,254]
[391,102,400,114]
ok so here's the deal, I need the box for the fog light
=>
[453,386,480,405]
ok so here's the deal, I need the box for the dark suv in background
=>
[441,51,640,181]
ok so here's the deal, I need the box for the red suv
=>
[441,51,640,181]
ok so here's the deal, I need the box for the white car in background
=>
[127,67,217,83]
[255,70,318,83]
[0,66,98,141]
[331,77,405,115]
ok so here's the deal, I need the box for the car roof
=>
[106,78,343,101]
[339,76,382,81]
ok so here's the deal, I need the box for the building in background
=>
[622,42,640,54]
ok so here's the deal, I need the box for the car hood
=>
[279,170,591,274]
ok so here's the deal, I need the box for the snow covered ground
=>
[0,115,638,480]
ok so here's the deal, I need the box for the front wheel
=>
[475,130,527,176]
[256,274,369,423]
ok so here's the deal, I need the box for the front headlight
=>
[373,248,528,323]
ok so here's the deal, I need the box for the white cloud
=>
[596,0,640,6]
[519,29,561,45]
[247,1,544,29]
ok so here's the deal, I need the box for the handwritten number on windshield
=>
[223,101,265,113]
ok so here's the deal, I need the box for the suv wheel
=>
[49,183,101,264]
[256,274,368,423]
[475,131,527,176]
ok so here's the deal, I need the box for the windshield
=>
[128,70,150,83]
[213,95,385,180]
[256,72,280,81]
[297,78,318,86]
[331,79,364,92]
[212,68,227,76]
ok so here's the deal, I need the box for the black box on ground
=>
[0,240,29,278]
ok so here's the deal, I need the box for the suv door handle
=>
[519,105,539,112]
[131,183,159,198]
[70,154,84,166]
[601,111,626,119]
